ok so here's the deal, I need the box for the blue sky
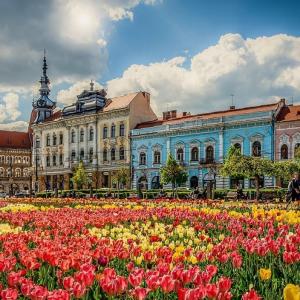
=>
[0,0,300,130]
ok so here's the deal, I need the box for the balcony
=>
[199,158,216,165]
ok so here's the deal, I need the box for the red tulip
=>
[242,289,262,300]
[1,288,18,300]
[130,287,149,300]
[160,275,175,293]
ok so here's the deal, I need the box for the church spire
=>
[39,49,50,96]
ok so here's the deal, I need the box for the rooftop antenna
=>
[291,96,294,105]
[230,94,235,109]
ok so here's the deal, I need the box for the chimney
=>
[171,110,177,118]
[183,112,187,116]
[229,105,235,110]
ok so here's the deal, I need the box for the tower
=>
[32,50,56,123]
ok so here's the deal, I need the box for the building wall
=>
[275,120,300,160]
[0,148,31,195]
[131,110,275,190]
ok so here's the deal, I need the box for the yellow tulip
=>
[259,268,272,281]
[283,284,300,300]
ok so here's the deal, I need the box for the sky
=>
[1,0,300,131]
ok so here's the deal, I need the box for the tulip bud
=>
[98,256,108,267]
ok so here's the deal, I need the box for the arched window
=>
[0,168,4,177]
[23,168,29,177]
[53,155,57,166]
[111,125,116,138]
[154,151,161,164]
[119,147,125,160]
[191,147,199,161]
[252,141,261,157]
[80,149,84,161]
[206,146,214,163]
[36,136,40,148]
[46,134,50,146]
[281,144,288,160]
[103,126,108,139]
[71,150,76,162]
[294,143,300,158]
[139,152,146,165]
[59,154,63,166]
[80,129,84,142]
[234,143,241,153]
[15,168,21,177]
[46,156,50,167]
[176,148,184,161]
[103,149,108,162]
[59,133,63,145]
[151,176,160,189]
[53,134,57,146]
[111,148,116,161]
[71,130,75,143]
[119,124,125,137]
[89,148,93,163]
[89,127,94,141]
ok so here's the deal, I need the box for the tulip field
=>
[0,198,299,299]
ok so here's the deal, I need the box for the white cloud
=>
[97,38,108,48]
[107,33,300,114]
[57,80,104,105]
[0,121,28,132]
[0,93,21,122]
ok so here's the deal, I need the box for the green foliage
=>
[111,168,129,189]
[220,146,276,197]
[160,153,188,195]
[273,159,300,181]
[71,161,90,190]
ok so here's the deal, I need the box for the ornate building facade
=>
[31,55,157,191]
[0,131,31,195]
[131,100,286,190]
[275,104,300,161]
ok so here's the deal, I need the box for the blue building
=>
[131,100,286,190]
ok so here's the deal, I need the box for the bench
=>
[225,191,238,201]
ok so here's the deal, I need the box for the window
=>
[46,134,50,146]
[80,129,84,142]
[191,147,199,161]
[103,126,108,139]
[281,144,288,160]
[46,156,50,167]
[139,152,146,165]
[71,150,76,162]
[80,149,84,161]
[111,125,116,138]
[120,124,125,137]
[36,136,40,148]
[36,155,40,166]
[0,168,4,177]
[89,127,94,141]
[59,154,63,166]
[89,148,93,163]
[119,147,125,160]
[250,177,264,188]
[53,155,57,166]
[252,141,261,157]
[234,143,241,153]
[154,151,161,164]
[71,130,75,143]
[53,134,57,146]
[151,176,160,189]
[294,143,300,158]
[176,148,184,162]
[59,133,63,145]
[206,146,214,163]
[103,149,108,162]
[15,168,21,177]
[111,148,116,161]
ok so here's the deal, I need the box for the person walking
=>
[287,172,300,208]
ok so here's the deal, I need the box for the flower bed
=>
[0,198,298,299]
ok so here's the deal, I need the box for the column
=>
[219,128,224,163]
[93,121,97,166]
[84,124,88,164]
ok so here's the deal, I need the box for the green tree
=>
[273,159,300,184]
[160,153,188,198]
[71,161,90,190]
[220,146,275,199]
[112,168,130,197]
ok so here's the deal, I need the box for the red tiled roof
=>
[103,92,139,112]
[0,131,31,149]
[135,101,281,129]
[276,104,300,122]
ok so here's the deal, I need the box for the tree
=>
[273,159,300,184]
[160,153,188,198]
[71,161,90,190]
[220,146,275,199]
[112,168,130,197]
